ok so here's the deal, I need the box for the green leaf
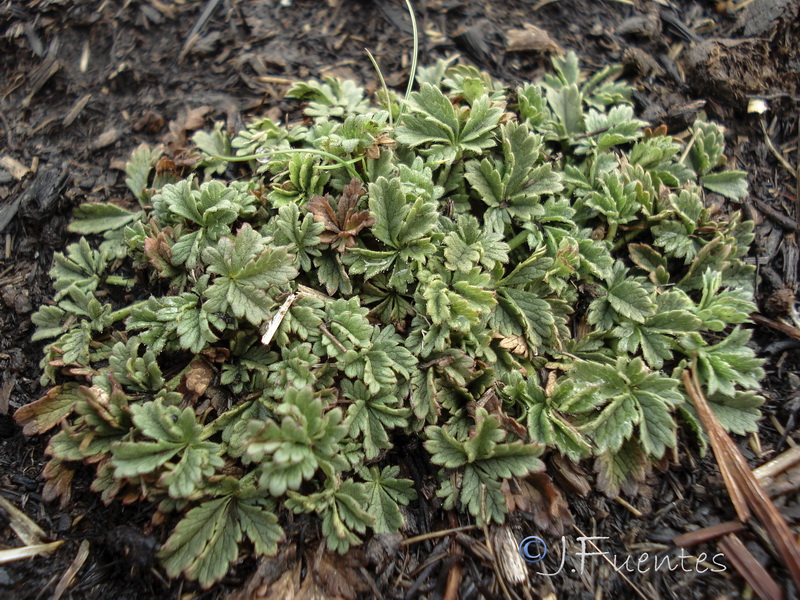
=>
[683,327,764,397]
[425,409,544,523]
[700,170,748,200]
[546,84,585,137]
[269,203,324,271]
[243,387,348,497]
[397,85,502,161]
[50,238,107,299]
[125,143,159,204]
[510,377,591,461]
[612,291,701,368]
[286,477,374,553]
[69,203,141,235]
[203,223,297,326]
[158,490,280,589]
[31,305,68,341]
[109,337,163,391]
[689,120,725,176]
[589,263,655,328]
[606,279,654,323]
[704,390,763,435]
[192,122,232,176]
[287,76,369,120]
[694,269,754,332]
[111,400,223,498]
[465,122,562,230]
[491,287,557,353]
[410,367,440,425]
[341,325,417,394]
[569,357,683,457]
[343,380,410,459]
[368,176,438,250]
[396,83,458,149]
[585,171,640,230]
[361,465,416,533]
[236,498,283,556]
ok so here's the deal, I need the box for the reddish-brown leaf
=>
[308,177,374,252]
[14,383,81,435]
[42,457,75,508]
[179,358,214,403]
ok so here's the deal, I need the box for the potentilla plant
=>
[18,50,762,587]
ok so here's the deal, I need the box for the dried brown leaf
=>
[309,545,369,600]
[226,545,300,600]
[0,496,48,546]
[0,375,14,414]
[594,439,648,498]
[42,457,74,508]
[468,388,527,438]
[550,454,591,497]
[494,333,528,357]
[143,231,173,275]
[503,473,572,535]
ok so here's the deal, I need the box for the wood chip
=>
[673,520,746,547]
[261,292,297,345]
[506,23,563,54]
[751,312,800,341]
[63,94,93,128]
[91,127,122,150]
[754,446,800,481]
[0,155,30,180]
[22,56,61,108]
[0,375,13,414]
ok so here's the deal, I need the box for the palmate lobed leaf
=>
[568,357,683,458]
[396,84,502,161]
[111,400,224,498]
[425,409,544,522]
[203,223,297,325]
[361,465,416,533]
[159,491,282,589]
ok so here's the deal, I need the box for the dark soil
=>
[1,0,799,599]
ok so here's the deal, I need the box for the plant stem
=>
[508,229,529,251]
[110,300,148,323]
[105,275,134,287]
[211,148,361,181]
[395,0,419,125]
[365,48,393,128]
